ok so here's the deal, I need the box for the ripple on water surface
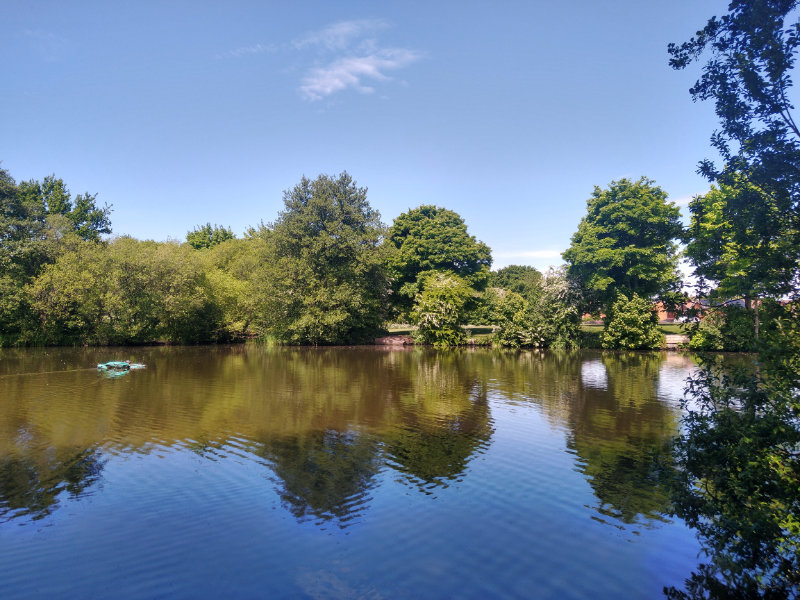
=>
[0,346,702,599]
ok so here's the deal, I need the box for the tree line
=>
[2,164,771,350]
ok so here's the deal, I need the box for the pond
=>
[0,346,700,599]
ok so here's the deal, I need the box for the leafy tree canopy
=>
[668,3,800,597]
[0,168,48,280]
[254,172,388,345]
[186,223,235,249]
[562,177,682,312]
[489,265,542,298]
[669,0,800,293]
[1,167,112,344]
[386,205,491,315]
[17,174,111,242]
[686,179,796,302]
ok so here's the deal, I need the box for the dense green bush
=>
[490,267,582,349]
[527,267,583,349]
[411,272,472,347]
[602,293,664,350]
[491,289,529,348]
[27,238,224,345]
[688,304,757,352]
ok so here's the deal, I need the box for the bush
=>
[27,238,223,345]
[527,267,582,349]
[411,272,472,347]
[688,304,757,352]
[491,289,529,348]
[602,293,664,350]
[489,267,582,349]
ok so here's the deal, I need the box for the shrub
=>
[490,267,582,349]
[688,304,757,352]
[411,272,472,347]
[491,289,529,348]
[602,293,664,350]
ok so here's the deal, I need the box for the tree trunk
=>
[754,297,760,341]
[746,294,760,341]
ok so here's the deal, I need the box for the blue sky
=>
[2,1,728,271]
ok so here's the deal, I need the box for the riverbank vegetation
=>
[0,161,792,353]
[0,166,692,350]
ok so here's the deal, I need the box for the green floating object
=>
[97,361,146,372]
[98,361,130,371]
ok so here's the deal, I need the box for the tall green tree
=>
[0,168,48,282]
[685,179,793,338]
[17,174,111,242]
[562,177,683,313]
[669,0,800,295]
[386,205,491,318]
[254,172,388,345]
[685,181,791,301]
[489,265,543,298]
[668,2,800,597]
[0,168,40,344]
[1,168,111,345]
[186,223,235,249]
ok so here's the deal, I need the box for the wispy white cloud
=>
[217,19,419,101]
[217,42,276,60]
[493,250,563,259]
[300,48,420,101]
[293,19,387,51]
[293,18,419,101]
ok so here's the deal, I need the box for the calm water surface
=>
[0,346,700,599]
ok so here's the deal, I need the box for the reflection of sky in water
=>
[657,354,697,405]
[581,359,608,389]
[0,347,704,599]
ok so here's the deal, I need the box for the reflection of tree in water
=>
[574,428,674,526]
[384,387,492,490]
[256,350,495,522]
[569,352,677,524]
[258,429,382,526]
[0,446,105,522]
[467,349,678,525]
[382,352,494,491]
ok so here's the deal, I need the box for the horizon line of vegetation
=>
[0,165,788,353]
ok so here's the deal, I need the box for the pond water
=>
[0,346,701,599]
